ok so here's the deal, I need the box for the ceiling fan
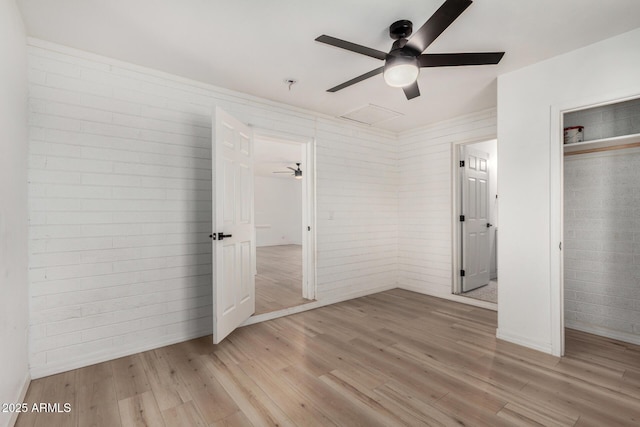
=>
[273,163,303,179]
[315,0,505,100]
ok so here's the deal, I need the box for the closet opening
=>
[561,96,640,354]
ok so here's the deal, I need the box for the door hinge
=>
[459,215,465,222]
[307,226,311,231]
[460,269,465,277]
[459,160,465,167]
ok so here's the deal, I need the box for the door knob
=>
[217,232,233,241]
[486,223,493,228]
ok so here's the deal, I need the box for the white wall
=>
[26,39,398,377]
[397,109,497,299]
[315,119,398,301]
[497,27,640,355]
[254,176,302,247]
[564,148,640,344]
[0,1,30,426]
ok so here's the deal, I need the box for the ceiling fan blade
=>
[315,35,387,61]
[327,67,384,92]
[406,0,472,54]
[418,52,504,67]
[402,81,421,100]
[273,171,293,174]
[286,167,296,171]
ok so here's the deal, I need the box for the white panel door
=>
[461,146,491,292]
[213,107,255,344]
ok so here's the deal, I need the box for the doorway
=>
[252,135,315,315]
[453,139,498,304]
[212,108,317,342]
[559,96,640,353]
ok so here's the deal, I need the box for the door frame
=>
[251,128,317,302]
[451,137,497,296]
[550,89,640,357]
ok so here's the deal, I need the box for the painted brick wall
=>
[27,39,397,377]
[564,147,640,344]
[564,97,640,141]
[396,109,497,298]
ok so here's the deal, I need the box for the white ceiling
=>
[254,139,302,179]
[17,0,640,132]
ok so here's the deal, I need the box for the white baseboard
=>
[434,292,498,311]
[496,328,555,355]
[8,372,31,427]
[241,283,397,326]
[31,285,397,378]
[399,285,555,356]
[566,323,640,346]
[398,283,498,311]
[29,327,212,380]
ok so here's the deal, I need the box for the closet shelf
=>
[564,132,640,154]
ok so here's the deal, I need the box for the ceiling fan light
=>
[383,56,419,88]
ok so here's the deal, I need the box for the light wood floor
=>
[255,244,309,315]
[17,289,640,426]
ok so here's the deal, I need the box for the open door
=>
[212,107,255,344]
[461,146,491,292]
